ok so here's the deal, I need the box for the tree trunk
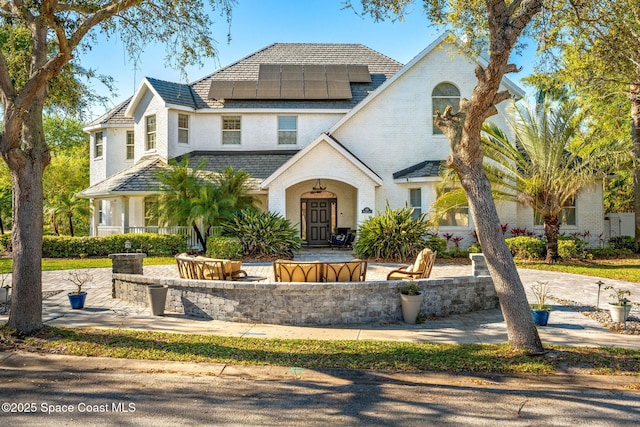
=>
[68,214,75,237]
[459,155,544,354]
[544,215,560,263]
[6,101,49,334]
[631,82,640,251]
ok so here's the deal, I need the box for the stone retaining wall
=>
[113,268,498,325]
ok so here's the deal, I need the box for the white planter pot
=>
[608,304,632,323]
[400,293,423,324]
[0,287,9,303]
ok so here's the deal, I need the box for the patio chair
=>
[329,228,355,249]
[386,248,437,280]
[273,260,323,282]
[323,260,368,282]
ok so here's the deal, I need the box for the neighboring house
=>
[80,34,605,248]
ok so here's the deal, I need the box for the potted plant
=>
[530,281,552,326]
[67,270,93,309]
[398,280,423,324]
[605,285,632,323]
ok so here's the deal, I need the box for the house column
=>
[90,198,99,237]
[267,183,286,216]
[356,184,376,228]
[120,196,129,234]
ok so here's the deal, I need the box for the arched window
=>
[432,83,460,135]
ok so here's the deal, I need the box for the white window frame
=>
[94,131,103,158]
[438,206,470,227]
[432,83,460,135]
[409,188,422,221]
[277,115,297,145]
[534,198,577,227]
[222,116,241,145]
[146,115,156,151]
[126,130,134,160]
[178,113,189,144]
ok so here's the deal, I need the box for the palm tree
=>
[151,158,207,249]
[481,99,627,262]
[151,160,257,251]
[52,193,89,237]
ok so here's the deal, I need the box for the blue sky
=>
[82,0,537,120]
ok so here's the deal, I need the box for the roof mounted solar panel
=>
[208,80,235,99]
[258,64,281,80]
[325,64,349,82]
[281,79,305,99]
[231,81,258,99]
[281,64,304,80]
[347,65,371,83]
[327,80,352,99]
[257,80,281,98]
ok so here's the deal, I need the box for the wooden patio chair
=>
[323,260,368,282]
[386,248,437,280]
[273,260,323,282]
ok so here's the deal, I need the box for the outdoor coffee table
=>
[235,275,267,282]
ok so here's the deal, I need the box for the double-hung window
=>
[178,113,189,144]
[278,116,297,145]
[146,115,156,151]
[409,188,422,221]
[222,116,241,145]
[535,198,576,226]
[126,131,134,160]
[94,132,103,158]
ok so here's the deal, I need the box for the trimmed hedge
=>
[206,236,243,259]
[558,236,591,260]
[42,233,187,258]
[505,236,545,260]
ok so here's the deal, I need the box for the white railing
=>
[125,226,200,249]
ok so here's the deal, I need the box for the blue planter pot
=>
[531,309,550,326]
[68,292,87,309]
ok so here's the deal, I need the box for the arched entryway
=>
[301,190,337,246]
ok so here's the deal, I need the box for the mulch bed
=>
[551,296,640,335]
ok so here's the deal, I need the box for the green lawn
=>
[517,258,640,283]
[1,325,638,377]
[0,256,176,274]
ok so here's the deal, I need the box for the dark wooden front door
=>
[307,199,332,245]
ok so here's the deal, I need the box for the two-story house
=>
[80,34,605,248]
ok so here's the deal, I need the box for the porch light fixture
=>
[312,179,326,193]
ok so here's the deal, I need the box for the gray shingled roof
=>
[87,98,134,126]
[190,43,403,109]
[393,160,445,180]
[173,150,298,179]
[79,151,298,196]
[78,156,168,197]
[146,77,197,109]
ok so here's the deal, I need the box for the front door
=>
[306,199,332,246]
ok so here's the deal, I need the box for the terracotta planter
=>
[400,293,423,324]
[608,304,632,323]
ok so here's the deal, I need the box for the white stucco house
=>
[80,34,605,248]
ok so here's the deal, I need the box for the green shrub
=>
[505,236,545,260]
[223,210,302,259]
[42,233,187,258]
[206,236,243,259]
[608,236,637,252]
[0,234,10,252]
[354,205,432,261]
[423,233,447,254]
[467,243,482,253]
[590,246,633,258]
[558,236,591,260]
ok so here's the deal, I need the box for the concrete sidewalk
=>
[1,251,639,349]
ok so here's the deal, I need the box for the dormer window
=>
[146,115,156,150]
[178,113,189,144]
[94,132,103,158]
